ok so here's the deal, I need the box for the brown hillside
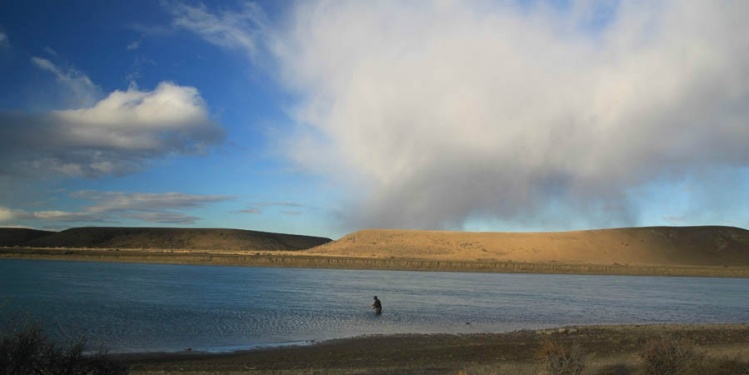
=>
[0,228,56,247]
[307,226,749,266]
[19,227,331,251]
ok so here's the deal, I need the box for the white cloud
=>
[0,206,99,223]
[123,212,200,224]
[70,191,232,213]
[127,40,141,50]
[235,201,309,216]
[0,32,9,49]
[0,191,232,225]
[32,210,106,222]
[31,57,100,107]
[168,1,269,60]
[169,1,749,231]
[0,81,224,178]
[271,0,749,230]
[55,82,216,149]
[0,207,16,221]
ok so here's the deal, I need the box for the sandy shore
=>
[120,324,749,374]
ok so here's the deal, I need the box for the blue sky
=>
[1,0,748,239]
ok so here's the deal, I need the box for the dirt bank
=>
[122,324,749,374]
[3,247,749,277]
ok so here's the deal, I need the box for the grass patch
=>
[536,339,587,375]
[639,335,748,375]
[0,323,128,375]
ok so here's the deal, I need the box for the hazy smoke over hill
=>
[274,1,749,231]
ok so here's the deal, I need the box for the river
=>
[0,259,746,353]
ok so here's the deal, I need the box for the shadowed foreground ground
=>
[122,324,749,374]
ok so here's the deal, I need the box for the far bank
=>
[3,247,748,277]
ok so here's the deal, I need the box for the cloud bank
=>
[168,0,749,231]
[271,0,749,230]
[0,191,231,225]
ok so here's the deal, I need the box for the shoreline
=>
[121,323,749,374]
[3,247,749,277]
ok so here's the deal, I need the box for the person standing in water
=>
[372,296,382,315]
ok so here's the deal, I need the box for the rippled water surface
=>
[1,259,747,353]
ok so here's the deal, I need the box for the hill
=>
[0,228,56,247]
[307,226,749,266]
[1,227,331,251]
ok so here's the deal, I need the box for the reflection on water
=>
[1,259,747,353]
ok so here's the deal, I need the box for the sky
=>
[1,0,748,239]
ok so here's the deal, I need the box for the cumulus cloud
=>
[267,0,749,230]
[0,81,224,179]
[0,191,231,225]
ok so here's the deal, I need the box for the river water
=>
[0,259,746,353]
